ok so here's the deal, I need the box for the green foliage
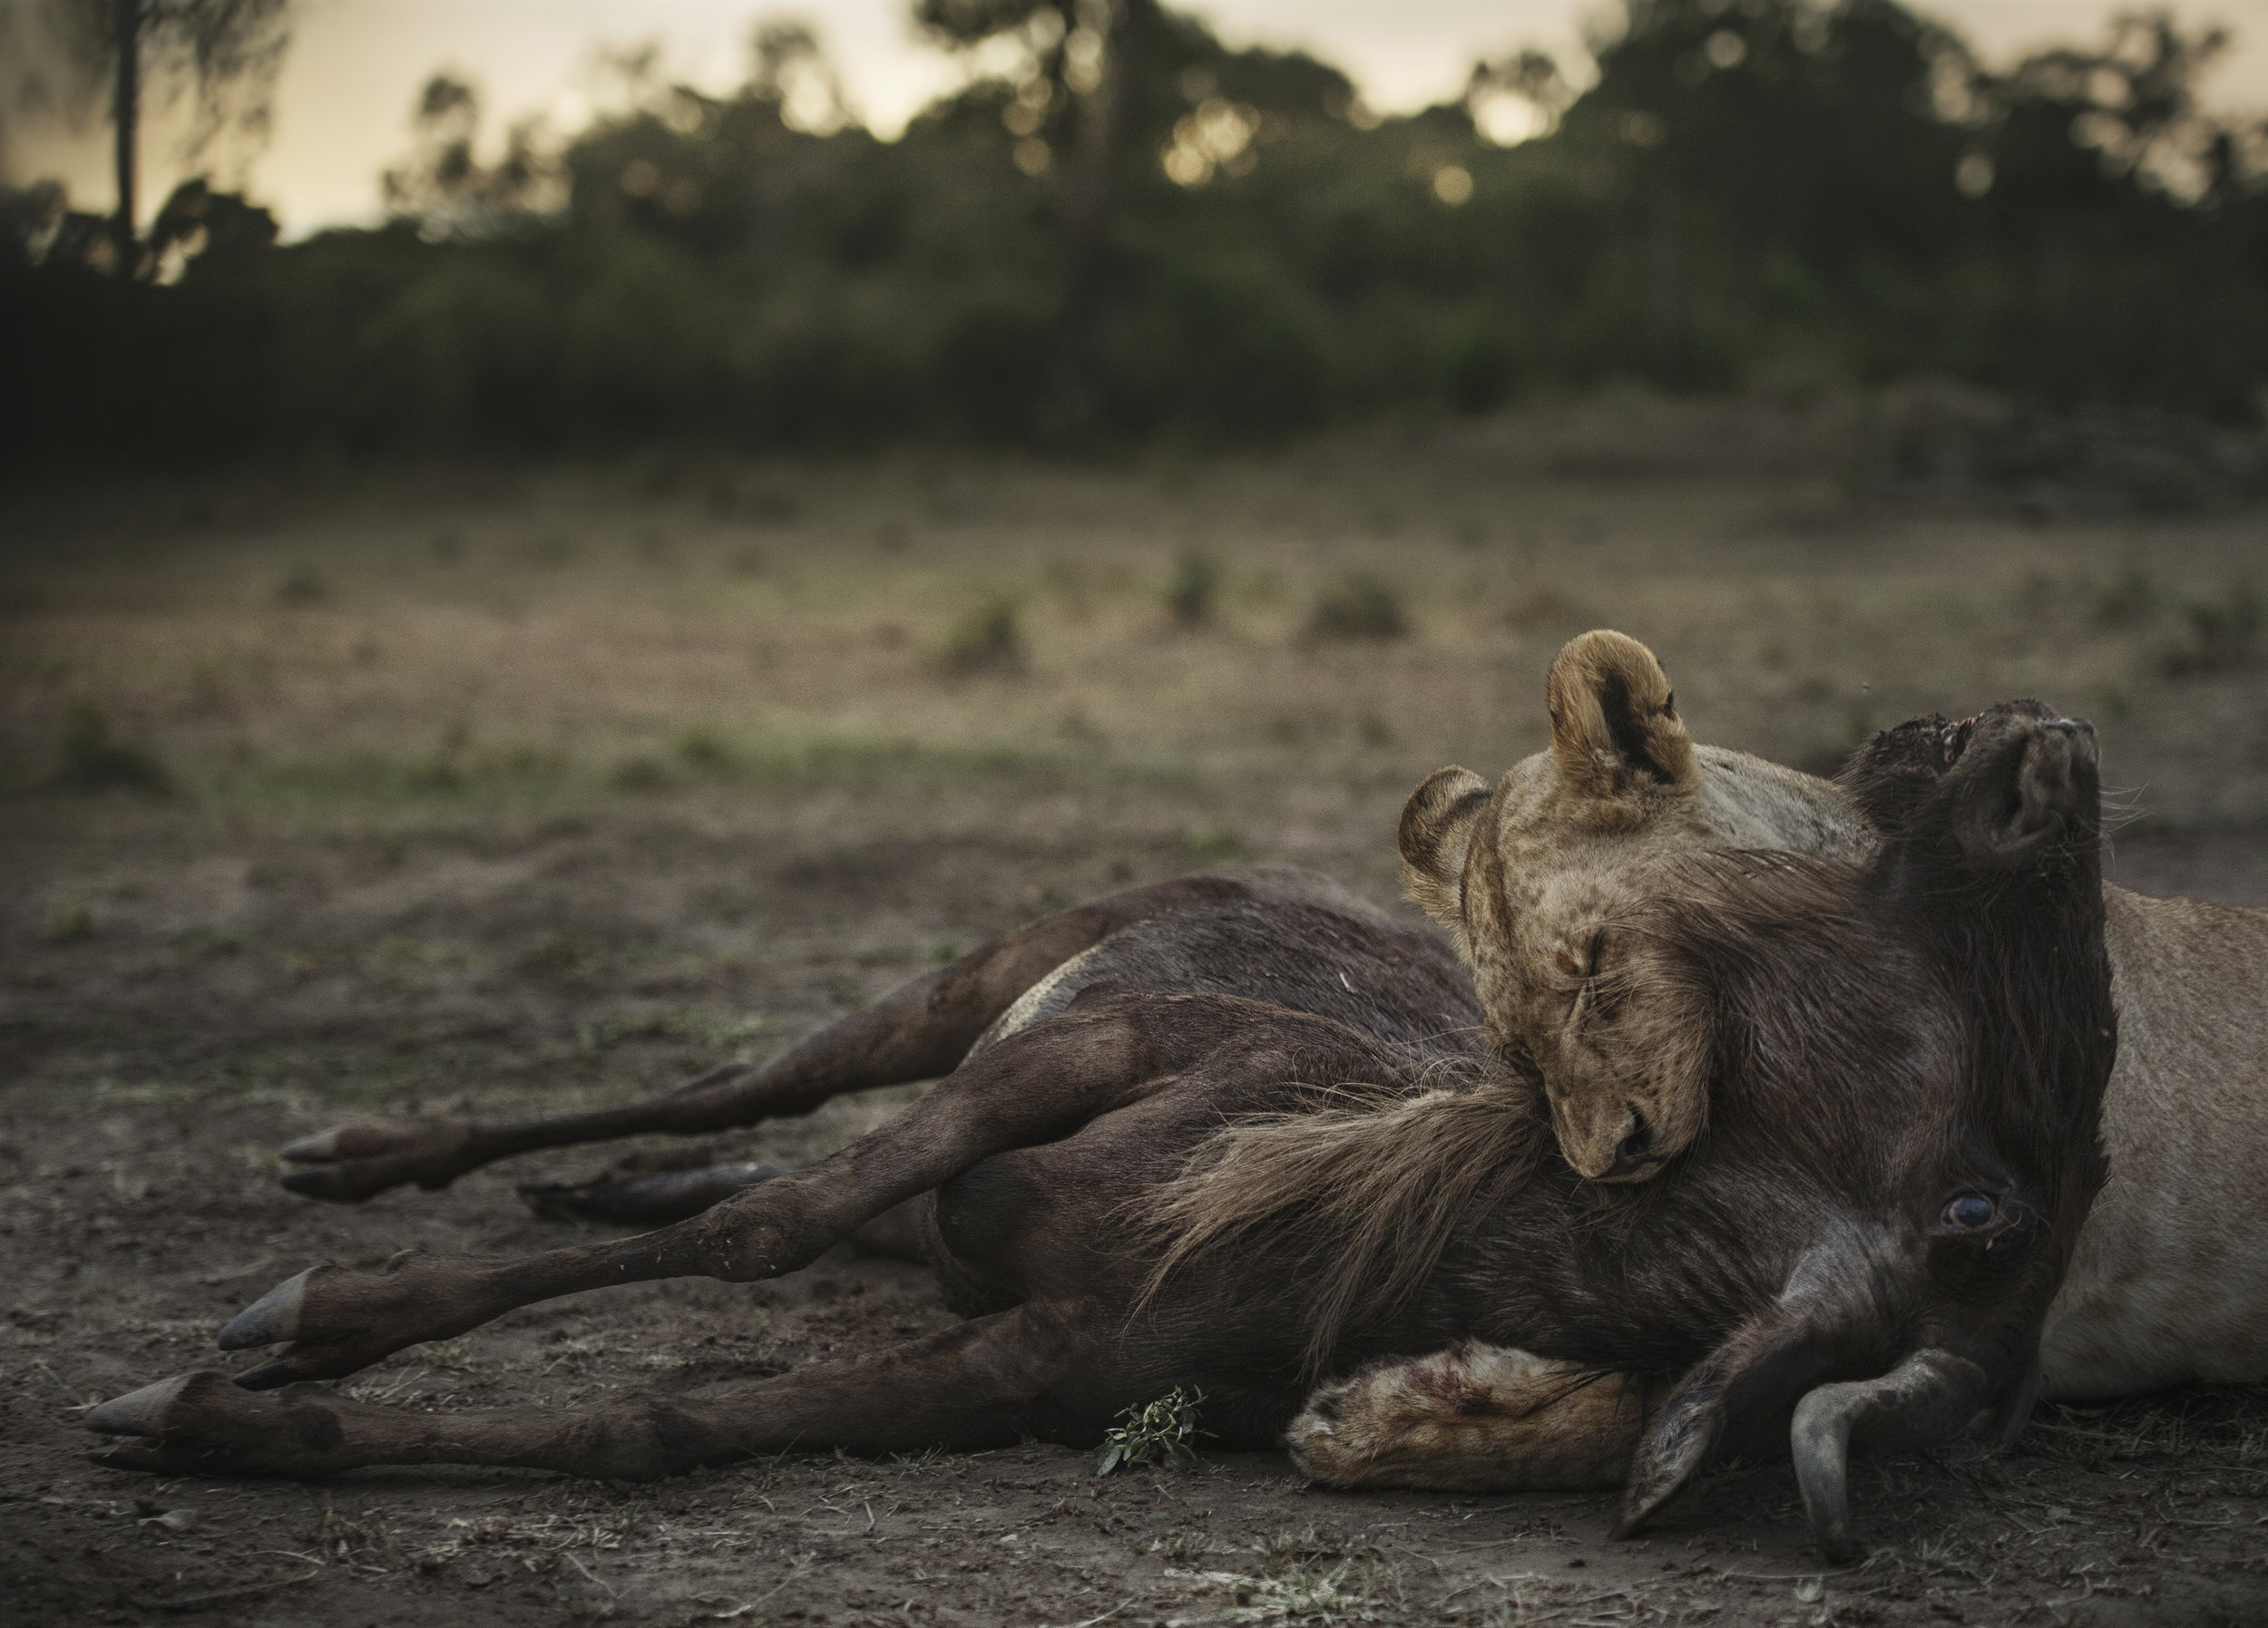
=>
[48,702,173,796]
[6,0,2268,462]
[1094,1386,1205,1475]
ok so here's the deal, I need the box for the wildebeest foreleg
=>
[89,1302,1101,1480]
[217,997,1207,1388]
[278,879,1227,1203]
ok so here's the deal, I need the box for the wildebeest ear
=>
[1546,631,1698,805]
[1400,766,1492,931]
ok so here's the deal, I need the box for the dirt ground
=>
[6,412,2268,1626]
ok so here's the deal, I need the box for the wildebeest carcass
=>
[84,700,2114,1560]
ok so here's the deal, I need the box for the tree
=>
[913,0,1168,436]
[30,0,290,276]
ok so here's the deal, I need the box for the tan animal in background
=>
[1291,629,2268,1492]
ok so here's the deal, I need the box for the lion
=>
[1289,629,2268,1492]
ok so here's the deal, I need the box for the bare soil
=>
[5,426,2268,1626]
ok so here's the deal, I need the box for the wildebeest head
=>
[1607,697,2113,1559]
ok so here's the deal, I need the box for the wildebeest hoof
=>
[85,1370,347,1478]
[213,1253,489,1387]
[85,1374,194,1438]
[278,1118,479,1202]
[218,1266,313,1351]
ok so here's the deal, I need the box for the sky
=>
[14,0,2268,236]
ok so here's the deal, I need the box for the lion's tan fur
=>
[1287,1344,1654,1491]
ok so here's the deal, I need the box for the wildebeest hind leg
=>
[522,1158,928,1259]
[278,875,1246,1204]
[88,1302,1104,1481]
[207,995,1198,1388]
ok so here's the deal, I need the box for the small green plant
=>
[1303,570,1409,642]
[938,596,1027,677]
[1167,547,1222,627]
[48,701,173,796]
[1095,1386,1204,1475]
[45,902,94,942]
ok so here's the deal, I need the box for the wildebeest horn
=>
[1790,1348,1989,1563]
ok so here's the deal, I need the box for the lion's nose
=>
[1616,1112,1652,1165]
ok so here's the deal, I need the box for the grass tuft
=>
[938,596,1028,678]
[48,702,174,797]
[1303,571,1409,643]
[1168,548,1223,628]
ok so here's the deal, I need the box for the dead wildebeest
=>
[84,701,2113,1560]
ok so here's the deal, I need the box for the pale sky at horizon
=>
[14,0,2268,237]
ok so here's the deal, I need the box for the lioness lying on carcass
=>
[1288,630,2268,1509]
[87,695,2114,1561]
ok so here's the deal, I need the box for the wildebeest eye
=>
[1941,1193,1997,1229]
[1938,717,1976,769]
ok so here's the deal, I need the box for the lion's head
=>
[1402,630,1870,1181]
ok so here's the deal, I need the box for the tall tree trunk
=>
[112,0,142,278]
[1041,11,1121,444]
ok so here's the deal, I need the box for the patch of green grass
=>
[45,902,94,942]
[1095,1386,1204,1475]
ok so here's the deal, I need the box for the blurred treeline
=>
[5,0,2267,463]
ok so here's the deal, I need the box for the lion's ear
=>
[1401,765,1493,931]
[1545,631,1697,805]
